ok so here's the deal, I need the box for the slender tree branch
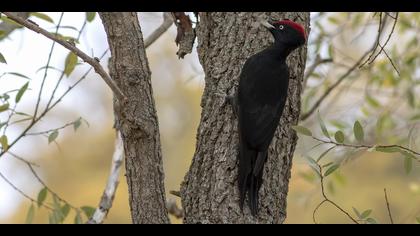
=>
[33,12,64,120]
[312,136,420,162]
[384,188,394,224]
[25,120,75,136]
[144,12,174,48]
[0,49,108,160]
[8,151,39,167]
[27,163,78,210]
[2,12,127,102]
[312,163,359,224]
[46,19,88,110]
[0,170,53,210]
[300,13,388,121]
[87,131,124,224]
[304,55,333,81]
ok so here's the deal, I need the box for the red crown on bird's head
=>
[276,19,306,40]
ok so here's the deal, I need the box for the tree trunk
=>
[99,12,170,224]
[180,12,310,224]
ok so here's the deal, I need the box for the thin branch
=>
[300,13,388,121]
[87,131,124,224]
[27,163,78,210]
[313,164,359,224]
[8,151,40,167]
[304,55,333,81]
[2,12,127,102]
[367,13,399,66]
[384,188,394,224]
[144,12,174,48]
[46,20,88,110]
[0,49,108,160]
[25,120,75,136]
[0,170,53,210]
[33,12,64,120]
[312,136,420,162]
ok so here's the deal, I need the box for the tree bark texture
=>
[180,12,310,224]
[99,12,169,224]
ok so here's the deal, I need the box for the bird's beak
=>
[260,19,275,29]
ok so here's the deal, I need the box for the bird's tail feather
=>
[238,140,267,216]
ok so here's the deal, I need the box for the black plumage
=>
[234,19,306,216]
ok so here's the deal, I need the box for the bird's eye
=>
[279,25,284,30]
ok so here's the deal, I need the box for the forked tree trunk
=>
[99,12,170,224]
[180,12,310,224]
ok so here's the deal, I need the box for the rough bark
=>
[99,12,169,224]
[180,12,310,224]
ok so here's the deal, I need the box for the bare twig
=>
[2,12,126,102]
[0,171,53,210]
[312,163,359,224]
[300,13,388,121]
[8,151,39,167]
[25,120,75,136]
[312,136,420,162]
[144,12,174,48]
[27,163,78,210]
[33,12,64,120]
[0,49,108,160]
[384,188,394,224]
[87,131,124,224]
[304,55,333,81]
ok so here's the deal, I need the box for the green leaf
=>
[7,72,31,80]
[37,187,48,207]
[353,207,362,219]
[404,156,413,174]
[15,82,29,103]
[25,204,35,224]
[0,135,8,151]
[48,130,59,144]
[334,131,344,143]
[366,94,381,108]
[324,164,339,177]
[74,211,83,224]
[353,120,364,142]
[328,44,334,59]
[366,217,377,224]
[318,111,330,139]
[292,125,312,137]
[316,146,335,163]
[61,203,71,219]
[30,12,54,23]
[73,118,82,131]
[327,16,340,25]
[407,89,416,108]
[360,209,372,219]
[0,103,9,113]
[410,113,420,121]
[322,162,334,168]
[86,12,96,22]
[375,146,401,153]
[0,52,6,64]
[81,206,95,219]
[64,52,78,77]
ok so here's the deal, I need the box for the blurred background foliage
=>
[0,12,419,224]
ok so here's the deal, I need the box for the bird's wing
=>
[238,56,288,149]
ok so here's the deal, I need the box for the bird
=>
[232,18,307,216]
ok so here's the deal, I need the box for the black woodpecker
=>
[234,18,306,216]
